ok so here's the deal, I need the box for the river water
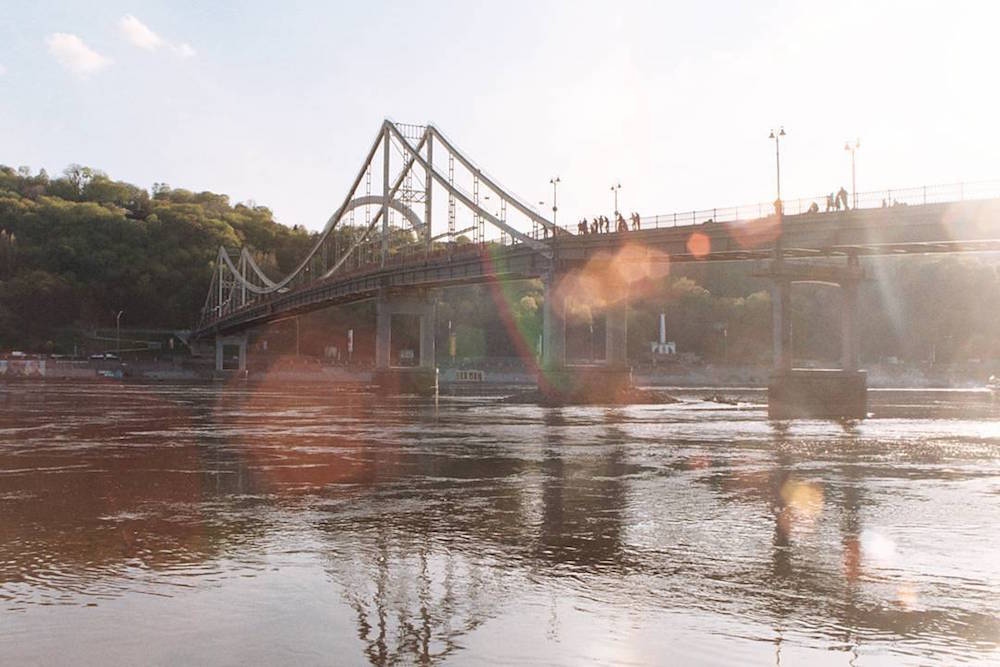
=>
[1,382,999,665]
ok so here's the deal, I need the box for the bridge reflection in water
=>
[2,383,999,664]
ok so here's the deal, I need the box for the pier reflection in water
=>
[1,383,999,665]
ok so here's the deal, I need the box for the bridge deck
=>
[195,198,1000,338]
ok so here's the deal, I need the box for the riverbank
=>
[2,357,994,390]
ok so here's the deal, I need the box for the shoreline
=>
[1,358,994,390]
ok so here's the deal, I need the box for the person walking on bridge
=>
[826,193,834,212]
[836,186,849,210]
[631,212,641,230]
[616,212,628,232]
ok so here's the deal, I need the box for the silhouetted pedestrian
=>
[807,201,819,213]
[825,194,834,212]
[837,187,849,210]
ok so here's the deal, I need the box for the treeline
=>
[0,165,313,349]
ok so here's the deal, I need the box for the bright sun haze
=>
[1,1,999,228]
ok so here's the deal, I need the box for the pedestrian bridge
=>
[193,119,1000,413]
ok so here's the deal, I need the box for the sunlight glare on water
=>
[1,383,1000,665]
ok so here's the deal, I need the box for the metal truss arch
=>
[198,118,559,331]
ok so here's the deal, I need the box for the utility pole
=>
[610,182,621,218]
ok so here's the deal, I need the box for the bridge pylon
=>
[373,288,438,396]
[760,253,867,419]
[537,270,633,404]
[214,333,248,374]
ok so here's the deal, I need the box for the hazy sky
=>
[2,1,997,230]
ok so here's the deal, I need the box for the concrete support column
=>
[375,297,392,370]
[215,334,248,372]
[375,289,435,370]
[841,281,859,372]
[537,271,633,404]
[215,336,224,372]
[373,289,438,396]
[541,275,566,370]
[771,278,792,371]
[604,300,628,368]
[237,336,247,372]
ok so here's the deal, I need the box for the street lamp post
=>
[768,127,786,207]
[549,177,560,227]
[768,127,791,372]
[844,138,860,209]
[114,309,124,357]
[610,182,621,217]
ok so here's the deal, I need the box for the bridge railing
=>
[455,179,1000,242]
[630,179,1000,231]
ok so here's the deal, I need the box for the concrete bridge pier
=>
[538,274,632,403]
[766,256,867,419]
[373,289,438,396]
[215,334,248,373]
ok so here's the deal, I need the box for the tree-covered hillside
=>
[0,165,312,349]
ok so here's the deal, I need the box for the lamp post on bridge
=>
[768,126,791,373]
[844,138,860,209]
[610,182,621,218]
[549,176,560,227]
[768,127,785,212]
